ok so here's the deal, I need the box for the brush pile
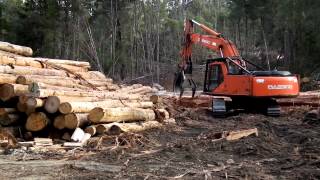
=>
[0,41,170,147]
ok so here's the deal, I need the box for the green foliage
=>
[0,0,319,79]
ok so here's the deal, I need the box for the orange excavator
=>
[174,19,299,116]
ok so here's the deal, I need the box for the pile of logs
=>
[277,91,320,107]
[0,41,170,147]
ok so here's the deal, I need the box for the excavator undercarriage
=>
[211,97,281,117]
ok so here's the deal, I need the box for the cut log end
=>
[53,115,65,130]
[25,112,50,132]
[65,113,89,129]
[45,96,60,113]
[108,125,124,135]
[84,126,96,136]
[16,76,27,85]
[0,84,14,101]
[88,107,104,123]
[65,113,79,129]
[59,102,73,114]
[96,124,110,134]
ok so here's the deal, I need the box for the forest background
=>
[1,0,319,87]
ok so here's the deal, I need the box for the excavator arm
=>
[179,19,240,67]
[175,19,243,97]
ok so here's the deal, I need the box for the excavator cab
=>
[204,58,246,93]
[205,62,224,91]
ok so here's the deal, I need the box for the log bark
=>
[28,82,118,94]
[0,49,23,57]
[44,96,105,114]
[96,121,162,135]
[0,41,33,56]
[33,88,144,100]
[16,74,113,86]
[88,107,156,123]
[0,65,103,80]
[53,115,66,130]
[64,113,89,129]
[0,55,88,72]
[0,74,18,84]
[29,82,89,93]
[25,112,50,132]
[17,74,113,83]
[120,84,143,92]
[32,58,90,68]
[59,100,153,114]
[59,102,95,114]
[0,55,90,67]
[16,76,92,90]
[0,84,29,101]
[125,86,155,95]
[87,71,107,79]
[26,97,45,108]
[0,65,70,77]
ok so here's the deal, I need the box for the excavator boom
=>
[180,19,240,67]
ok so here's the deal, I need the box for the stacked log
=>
[0,41,170,145]
[277,91,320,107]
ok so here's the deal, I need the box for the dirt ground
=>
[0,104,319,179]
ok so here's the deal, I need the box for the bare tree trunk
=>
[260,17,270,70]
[156,0,161,83]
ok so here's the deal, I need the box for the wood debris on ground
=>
[198,128,258,142]
[0,41,172,149]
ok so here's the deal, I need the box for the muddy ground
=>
[0,105,319,179]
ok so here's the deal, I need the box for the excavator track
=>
[211,98,229,117]
[266,99,281,116]
[212,97,281,117]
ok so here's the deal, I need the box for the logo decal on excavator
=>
[268,85,293,90]
[201,39,217,46]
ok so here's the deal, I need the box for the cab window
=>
[228,63,242,75]
[207,65,223,90]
